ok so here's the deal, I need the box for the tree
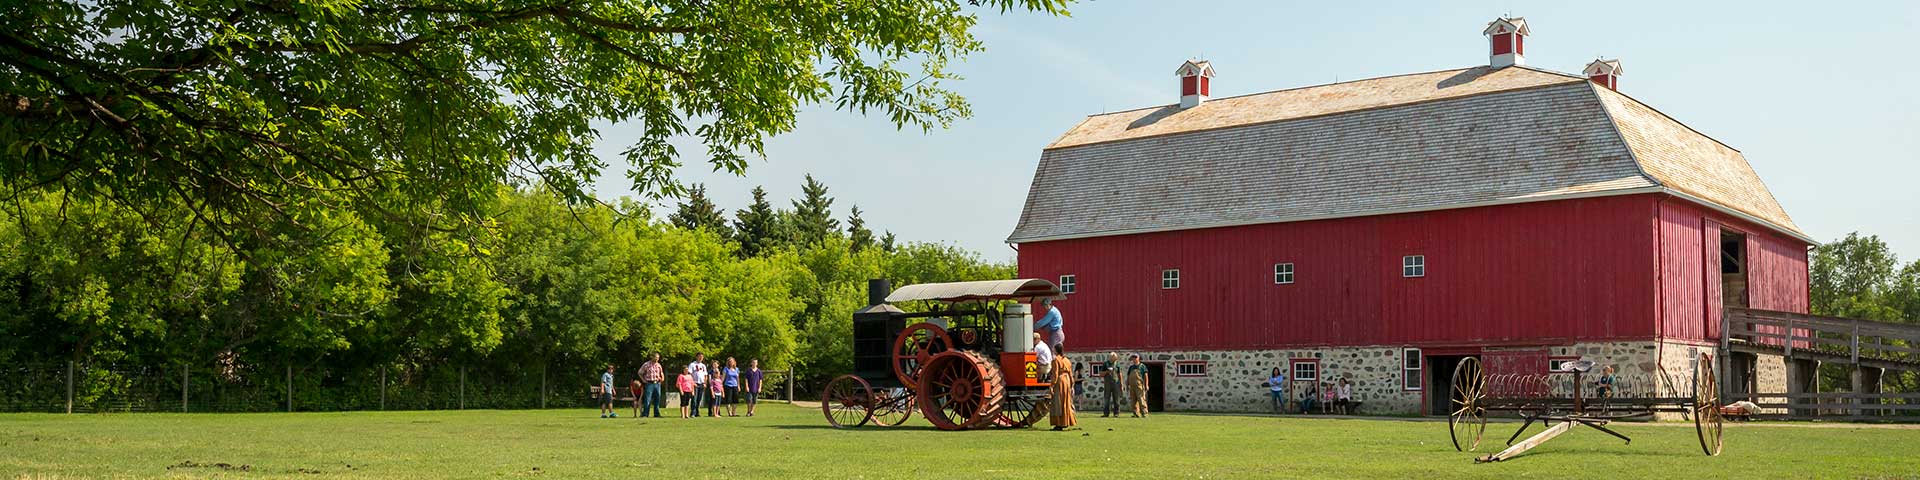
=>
[789,175,840,246]
[847,205,875,252]
[669,184,733,239]
[1810,233,1908,321]
[1,0,1072,248]
[731,187,780,258]
[880,231,898,253]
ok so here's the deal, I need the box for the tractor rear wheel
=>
[822,375,875,428]
[917,351,1005,430]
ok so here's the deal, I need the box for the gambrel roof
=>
[1009,66,1806,244]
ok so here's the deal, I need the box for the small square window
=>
[1161,269,1180,290]
[1274,263,1294,284]
[1175,361,1208,377]
[1402,348,1423,390]
[1402,255,1426,277]
[1059,275,1076,294]
[1290,360,1319,382]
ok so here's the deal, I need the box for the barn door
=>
[1703,221,1723,341]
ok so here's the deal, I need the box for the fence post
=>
[786,369,795,403]
[286,365,293,413]
[65,361,74,414]
[181,363,189,413]
[460,366,467,410]
[539,363,548,409]
[380,368,387,411]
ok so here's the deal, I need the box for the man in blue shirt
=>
[1034,298,1065,349]
[599,365,617,418]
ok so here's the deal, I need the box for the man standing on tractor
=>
[1034,297,1065,350]
[1126,354,1151,418]
[1101,352,1123,417]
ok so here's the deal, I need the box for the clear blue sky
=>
[591,1,1920,264]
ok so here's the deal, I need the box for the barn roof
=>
[1009,66,1806,244]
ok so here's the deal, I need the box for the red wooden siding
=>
[1654,197,1810,344]
[1017,195,1664,351]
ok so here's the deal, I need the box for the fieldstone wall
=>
[1755,354,1787,397]
[1066,340,1718,416]
[1066,347,1421,415]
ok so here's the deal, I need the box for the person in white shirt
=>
[1033,337,1054,378]
[687,353,710,417]
[1335,378,1354,414]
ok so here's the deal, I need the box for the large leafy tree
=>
[1810,233,1912,322]
[0,0,1071,242]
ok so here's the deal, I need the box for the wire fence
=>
[0,361,794,414]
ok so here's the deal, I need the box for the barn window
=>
[1059,275,1076,294]
[1290,359,1319,382]
[1402,255,1426,277]
[1161,269,1180,289]
[1273,263,1295,284]
[1175,361,1208,377]
[1403,348,1423,390]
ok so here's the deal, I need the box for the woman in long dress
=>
[1049,346,1077,430]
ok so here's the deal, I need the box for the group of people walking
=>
[597,352,765,419]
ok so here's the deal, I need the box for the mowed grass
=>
[3,404,1918,479]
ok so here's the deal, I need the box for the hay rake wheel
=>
[1693,354,1724,456]
[1448,356,1488,452]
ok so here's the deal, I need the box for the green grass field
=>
[3,403,1918,479]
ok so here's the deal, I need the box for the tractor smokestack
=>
[867,278,891,306]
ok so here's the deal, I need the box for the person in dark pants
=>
[598,364,617,418]
[1100,352,1123,417]
[744,359,765,417]
[686,354,708,417]
[640,353,665,418]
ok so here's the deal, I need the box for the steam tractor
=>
[821,278,1062,430]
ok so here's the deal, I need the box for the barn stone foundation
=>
[1066,340,1726,417]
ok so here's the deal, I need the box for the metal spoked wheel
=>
[993,393,1048,428]
[893,323,953,388]
[1448,356,1488,452]
[870,389,916,427]
[822,374,875,429]
[1693,353,1724,456]
[916,351,1005,431]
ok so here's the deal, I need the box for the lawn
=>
[3,404,1917,479]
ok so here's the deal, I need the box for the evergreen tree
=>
[847,205,876,252]
[731,186,781,258]
[881,231,898,253]
[790,175,841,245]
[669,184,734,238]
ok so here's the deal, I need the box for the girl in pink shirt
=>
[676,369,695,418]
[708,361,724,418]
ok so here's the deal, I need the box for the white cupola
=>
[1175,60,1215,109]
[1483,17,1530,68]
[1584,59,1623,91]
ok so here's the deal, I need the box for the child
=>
[1596,365,1617,399]
[708,361,724,418]
[1321,382,1336,414]
[630,379,645,418]
[676,367,695,418]
[1335,378,1353,415]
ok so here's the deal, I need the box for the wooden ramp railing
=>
[1722,308,1920,372]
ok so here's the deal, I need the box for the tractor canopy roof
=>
[884,279,1061,304]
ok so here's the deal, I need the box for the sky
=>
[589,1,1920,264]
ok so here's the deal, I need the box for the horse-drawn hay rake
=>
[1447,353,1724,462]
[821,279,1059,430]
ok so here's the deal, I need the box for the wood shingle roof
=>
[1010,66,1805,244]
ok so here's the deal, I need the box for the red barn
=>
[1011,18,1811,414]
